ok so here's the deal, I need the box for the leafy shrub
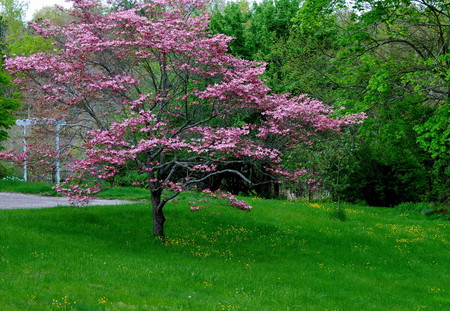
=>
[342,145,429,207]
[0,163,6,179]
[0,163,17,180]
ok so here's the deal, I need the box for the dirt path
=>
[0,192,135,209]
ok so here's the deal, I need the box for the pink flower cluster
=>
[258,94,366,144]
[0,151,22,162]
[54,180,101,206]
[201,189,252,211]
[265,166,308,182]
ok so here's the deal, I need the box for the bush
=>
[0,163,6,179]
[0,163,16,179]
[341,146,429,207]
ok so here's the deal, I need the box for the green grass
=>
[1,193,449,310]
[0,179,58,196]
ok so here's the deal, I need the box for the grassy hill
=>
[0,193,448,310]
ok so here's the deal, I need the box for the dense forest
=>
[0,0,449,208]
[208,0,450,207]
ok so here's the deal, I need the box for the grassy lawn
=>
[0,179,58,196]
[0,190,449,310]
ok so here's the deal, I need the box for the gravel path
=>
[0,192,135,209]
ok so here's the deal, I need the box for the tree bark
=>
[151,189,166,238]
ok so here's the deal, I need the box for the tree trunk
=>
[151,190,166,238]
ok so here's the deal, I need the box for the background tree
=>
[415,104,450,202]
[0,1,22,176]
[333,0,450,203]
[210,0,300,62]
[230,0,448,205]
[32,5,74,26]
[209,1,251,58]
[272,0,344,96]
[210,0,450,205]
[0,63,20,153]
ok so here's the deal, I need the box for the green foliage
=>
[209,0,300,63]
[1,198,449,309]
[249,0,304,93]
[316,130,357,201]
[31,5,73,25]
[209,1,251,58]
[344,0,450,201]
[0,0,27,22]
[270,0,344,95]
[0,163,9,178]
[12,6,74,57]
[343,144,430,206]
[0,72,20,144]
[0,19,21,148]
[110,169,148,188]
[415,104,450,198]
[248,0,300,48]
[415,105,450,160]
[291,0,342,47]
[0,162,16,178]
[348,96,434,206]
[257,0,449,203]
[0,0,54,56]
[7,30,55,56]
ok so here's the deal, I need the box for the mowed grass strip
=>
[0,179,149,201]
[0,196,449,310]
[0,179,58,196]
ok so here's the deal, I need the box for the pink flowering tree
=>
[6,0,365,237]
